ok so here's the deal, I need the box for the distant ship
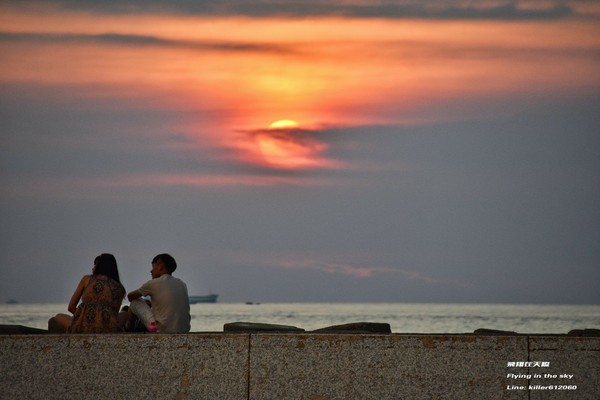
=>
[189,294,219,304]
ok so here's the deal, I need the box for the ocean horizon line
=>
[4,300,599,306]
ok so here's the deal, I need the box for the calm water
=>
[1,303,599,333]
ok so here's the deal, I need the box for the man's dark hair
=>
[152,253,177,273]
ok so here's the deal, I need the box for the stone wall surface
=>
[0,334,249,400]
[528,336,600,400]
[249,334,528,400]
[1,333,598,400]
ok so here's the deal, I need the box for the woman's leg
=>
[48,313,72,333]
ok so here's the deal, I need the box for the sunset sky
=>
[1,0,599,304]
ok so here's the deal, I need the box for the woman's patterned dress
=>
[69,275,125,333]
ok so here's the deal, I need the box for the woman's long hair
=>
[93,253,121,283]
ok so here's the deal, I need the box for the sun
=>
[268,119,300,130]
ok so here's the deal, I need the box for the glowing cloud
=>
[272,258,472,286]
[1,4,598,184]
[235,126,342,171]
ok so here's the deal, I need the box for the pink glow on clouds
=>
[3,172,335,200]
[230,127,346,171]
[273,258,470,287]
[104,173,319,188]
[2,12,598,129]
[279,259,397,278]
[1,5,598,184]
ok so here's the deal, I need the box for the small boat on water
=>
[189,294,219,304]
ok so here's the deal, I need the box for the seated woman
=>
[48,254,126,333]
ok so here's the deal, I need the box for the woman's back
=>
[69,274,125,333]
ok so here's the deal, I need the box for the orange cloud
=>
[232,127,343,170]
[2,6,598,180]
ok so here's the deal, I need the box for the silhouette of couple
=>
[48,253,191,334]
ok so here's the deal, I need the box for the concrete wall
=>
[1,334,598,399]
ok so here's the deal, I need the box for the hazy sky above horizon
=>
[1,0,599,304]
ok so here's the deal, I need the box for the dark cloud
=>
[0,32,298,55]
[4,0,588,20]
[3,30,597,69]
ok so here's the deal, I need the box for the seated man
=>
[127,253,191,333]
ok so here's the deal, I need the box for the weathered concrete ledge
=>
[1,333,598,399]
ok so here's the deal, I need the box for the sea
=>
[1,303,599,334]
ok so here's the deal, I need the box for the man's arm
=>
[127,289,144,302]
